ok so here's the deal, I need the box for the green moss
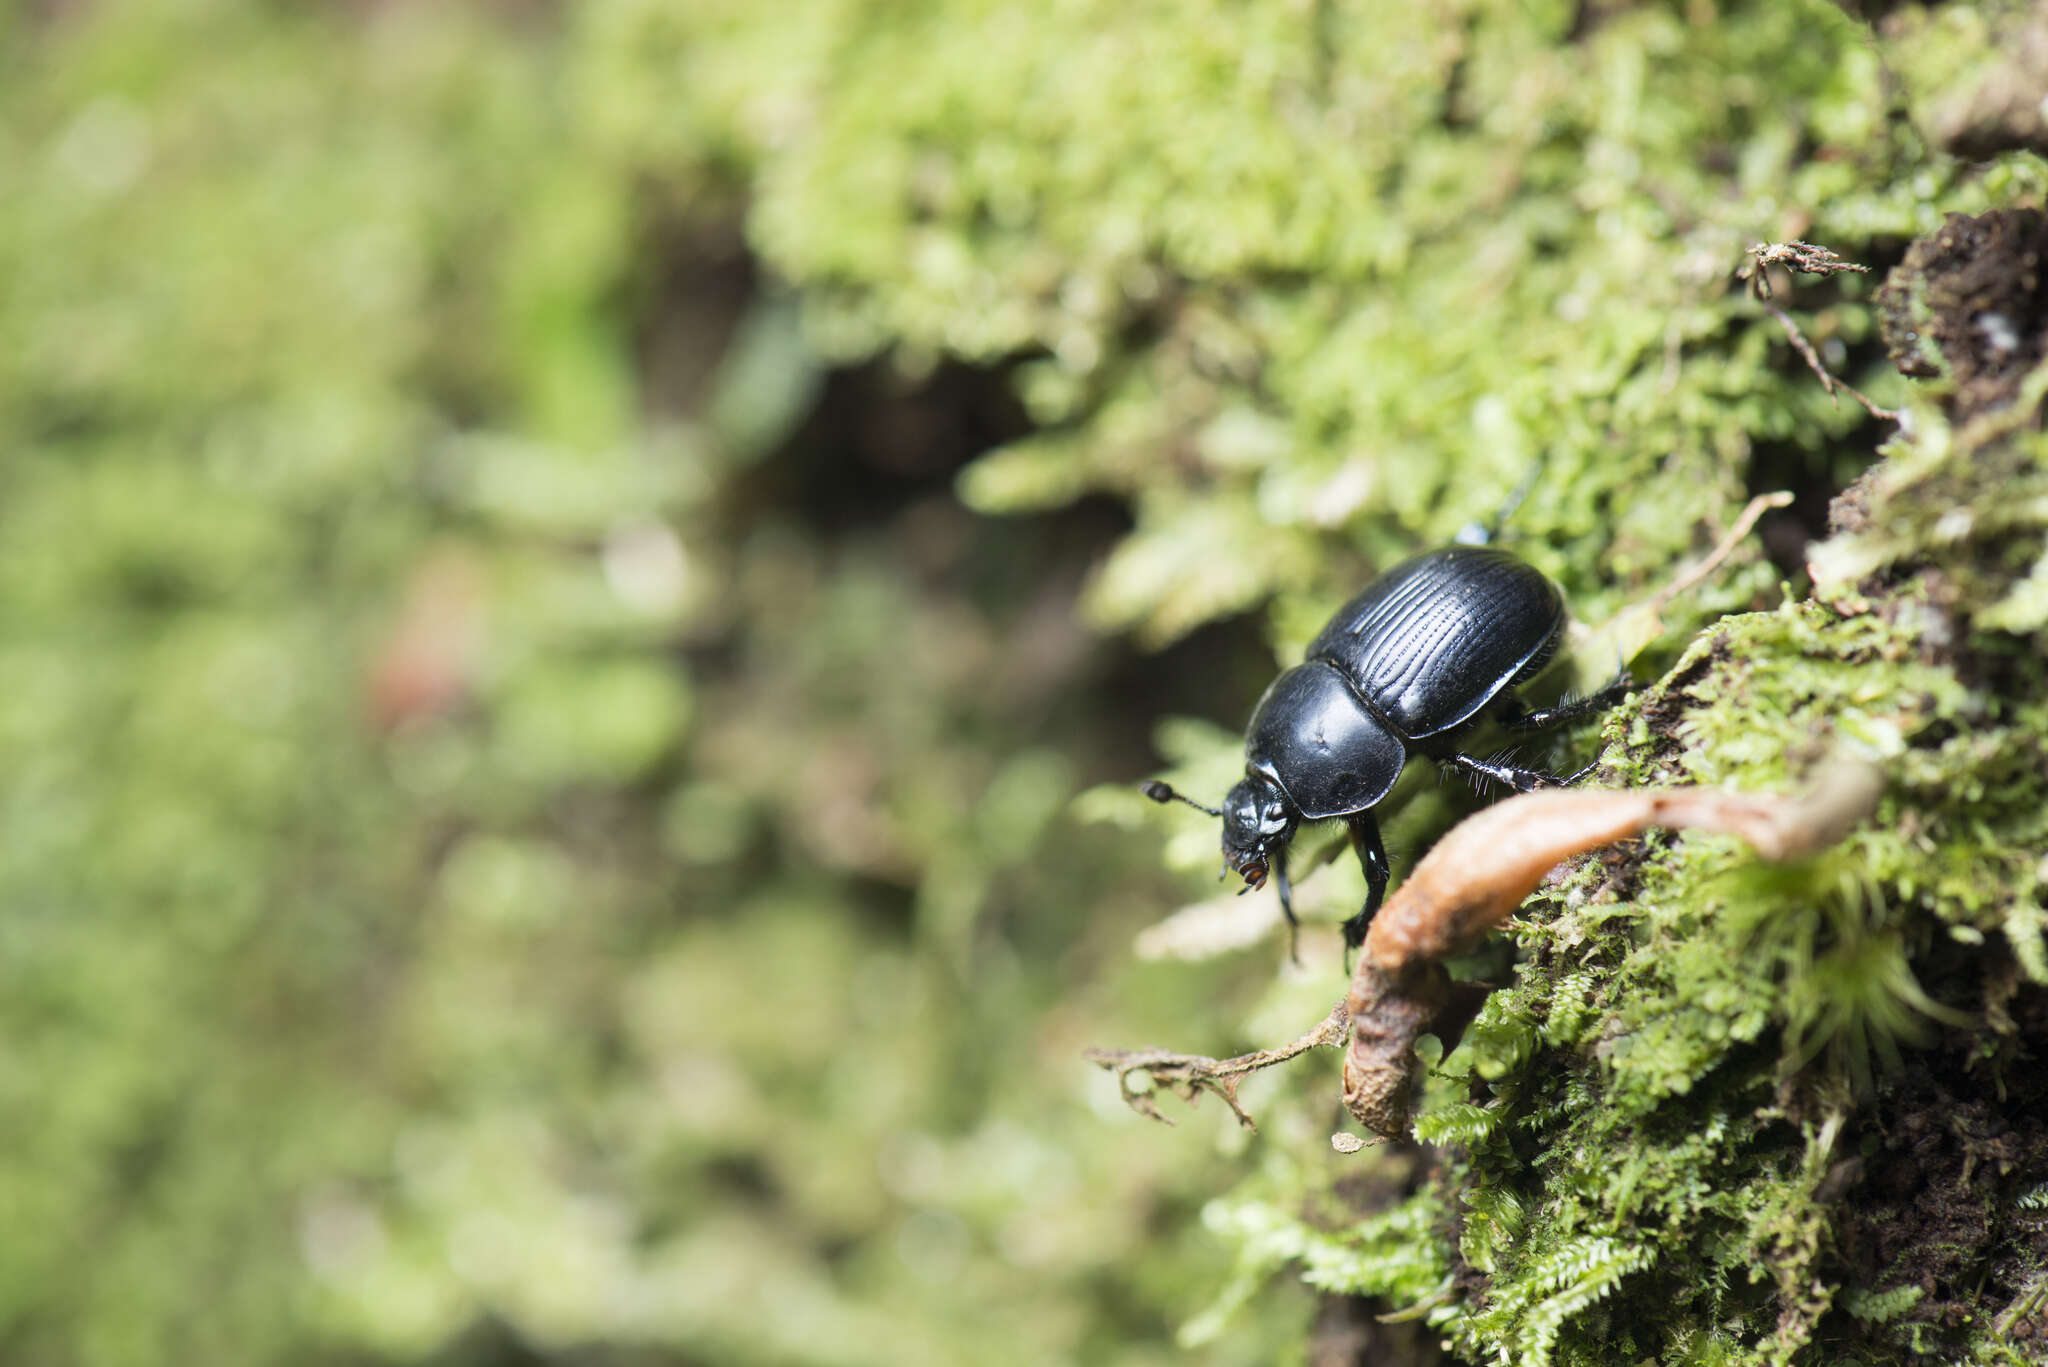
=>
[711,0,2002,643]
[1197,567,2048,1363]
[693,0,2048,1357]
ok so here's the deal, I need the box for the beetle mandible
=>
[1145,545,1629,952]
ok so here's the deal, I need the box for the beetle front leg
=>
[1271,846,1302,966]
[1340,815,1391,950]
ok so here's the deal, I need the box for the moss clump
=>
[1184,205,2048,1365]
[662,0,2014,645]
[1877,208,2048,410]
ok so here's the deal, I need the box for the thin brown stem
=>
[1084,1001,1351,1129]
[1765,303,1900,422]
[1741,241,1898,423]
[1650,489,1795,612]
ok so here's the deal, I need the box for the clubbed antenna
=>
[1141,780,1222,817]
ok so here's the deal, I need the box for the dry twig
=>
[1741,241,1898,422]
[1648,489,1795,614]
[1740,240,1871,294]
[1085,1002,1350,1129]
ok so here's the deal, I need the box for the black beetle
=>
[1145,545,1628,951]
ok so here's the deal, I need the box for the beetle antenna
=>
[1141,780,1222,817]
[1457,461,1545,545]
[1492,461,1542,534]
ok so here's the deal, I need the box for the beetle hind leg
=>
[1445,749,1563,796]
[1497,669,1635,732]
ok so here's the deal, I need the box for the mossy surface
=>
[735,1,2048,1361]
[1219,583,2048,1364]
[1164,218,2048,1367]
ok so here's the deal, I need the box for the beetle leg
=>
[1446,750,1560,795]
[1498,671,1635,732]
[1559,756,1604,786]
[1340,815,1391,951]
[1271,846,1302,966]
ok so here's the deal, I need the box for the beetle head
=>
[1220,776,1296,891]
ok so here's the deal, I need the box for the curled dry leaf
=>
[1087,762,1884,1143]
[1343,761,1885,1138]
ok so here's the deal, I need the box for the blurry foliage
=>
[0,4,1298,1365]
[12,1,2048,1365]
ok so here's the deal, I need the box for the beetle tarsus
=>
[1454,464,1543,546]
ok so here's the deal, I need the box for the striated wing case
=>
[1308,547,1564,741]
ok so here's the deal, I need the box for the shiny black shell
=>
[1244,547,1565,821]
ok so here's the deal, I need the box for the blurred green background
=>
[0,3,1309,1362]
